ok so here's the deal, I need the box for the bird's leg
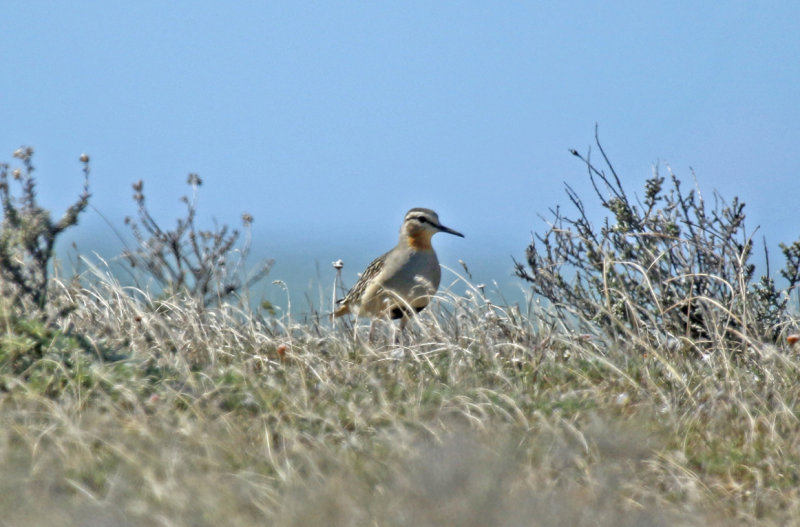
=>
[368,319,377,344]
[394,314,410,346]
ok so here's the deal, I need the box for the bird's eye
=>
[415,216,427,224]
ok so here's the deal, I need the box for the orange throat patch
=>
[407,232,433,250]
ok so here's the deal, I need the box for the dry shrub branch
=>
[516,128,800,353]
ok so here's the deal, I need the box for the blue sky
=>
[2,2,799,311]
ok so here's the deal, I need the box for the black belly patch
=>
[390,305,427,319]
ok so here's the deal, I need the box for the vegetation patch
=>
[0,142,798,525]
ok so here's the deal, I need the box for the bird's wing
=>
[336,249,391,312]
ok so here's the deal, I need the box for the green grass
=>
[1,271,799,526]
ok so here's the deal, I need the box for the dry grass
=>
[1,264,800,526]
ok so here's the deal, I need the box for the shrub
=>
[122,173,273,308]
[0,147,90,313]
[515,130,800,352]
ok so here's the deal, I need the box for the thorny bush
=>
[515,130,800,353]
[0,147,90,314]
[122,174,273,309]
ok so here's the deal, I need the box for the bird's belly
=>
[386,251,440,291]
[360,251,441,316]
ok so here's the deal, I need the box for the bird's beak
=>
[437,223,464,238]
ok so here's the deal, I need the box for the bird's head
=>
[401,208,464,249]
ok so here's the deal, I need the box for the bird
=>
[333,207,464,322]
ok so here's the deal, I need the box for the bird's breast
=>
[382,249,441,295]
